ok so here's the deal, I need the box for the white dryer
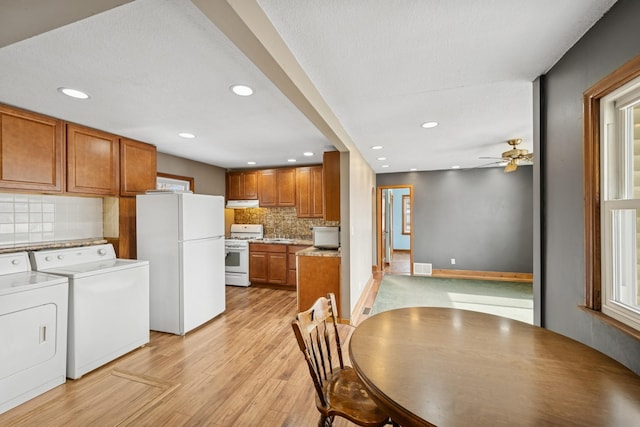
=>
[30,244,149,379]
[0,252,68,415]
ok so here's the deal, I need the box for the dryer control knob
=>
[57,255,64,260]
[98,249,107,256]
[45,256,52,262]
[11,259,20,265]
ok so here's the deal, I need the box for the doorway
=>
[377,185,413,275]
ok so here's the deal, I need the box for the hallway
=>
[384,250,410,275]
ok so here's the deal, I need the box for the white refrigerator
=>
[136,192,225,335]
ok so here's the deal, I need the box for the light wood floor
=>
[0,286,363,427]
[383,251,410,275]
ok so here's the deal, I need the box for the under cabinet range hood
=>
[226,199,260,209]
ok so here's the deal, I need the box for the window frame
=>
[584,54,640,339]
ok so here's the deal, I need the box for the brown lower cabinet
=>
[297,255,341,316]
[287,245,311,286]
[249,243,288,285]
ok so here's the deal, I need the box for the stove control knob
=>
[11,259,20,265]
[45,256,52,262]
[98,248,107,256]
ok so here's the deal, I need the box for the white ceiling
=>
[0,0,617,173]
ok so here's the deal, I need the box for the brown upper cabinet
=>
[296,165,323,218]
[0,104,64,192]
[259,168,296,207]
[323,151,340,221]
[66,124,120,196]
[227,170,258,200]
[120,138,157,196]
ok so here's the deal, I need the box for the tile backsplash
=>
[0,193,103,247]
[234,207,339,238]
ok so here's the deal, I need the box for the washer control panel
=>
[30,244,117,270]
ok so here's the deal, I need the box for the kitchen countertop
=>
[248,238,313,246]
[244,239,340,256]
[296,246,341,257]
[0,238,108,254]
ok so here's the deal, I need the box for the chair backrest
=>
[292,293,343,407]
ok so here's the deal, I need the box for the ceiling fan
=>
[480,138,533,172]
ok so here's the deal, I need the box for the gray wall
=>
[377,166,533,272]
[543,0,640,373]
[157,152,226,196]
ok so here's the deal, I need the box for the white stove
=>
[225,224,263,286]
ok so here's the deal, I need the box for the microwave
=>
[312,226,340,249]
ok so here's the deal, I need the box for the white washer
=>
[0,252,68,415]
[30,244,149,380]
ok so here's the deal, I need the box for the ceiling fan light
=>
[504,159,518,173]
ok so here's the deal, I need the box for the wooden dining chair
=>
[291,293,394,427]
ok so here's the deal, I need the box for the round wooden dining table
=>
[348,307,640,427]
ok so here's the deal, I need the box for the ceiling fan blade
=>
[474,160,505,168]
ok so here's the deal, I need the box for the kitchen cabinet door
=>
[243,171,258,199]
[296,166,323,218]
[267,252,288,284]
[259,168,295,207]
[249,252,268,283]
[227,171,258,200]
[0,104,64,192]
[277,168,296,207]
[67,124,119,196]
[258,169,277,206]
[120,138,157,196]
[249,243,288,285]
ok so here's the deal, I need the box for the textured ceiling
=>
[0,0,618,173]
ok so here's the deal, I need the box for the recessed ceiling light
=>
[303,152,314,157]
[230,84,254,96]
[377,157,387,161]
[247,161,256,165]
[371,145,383,150]
[288,158,297,163]
[58,87,90,99]
[421,121,438,129]
[381,165,389,168]
[451,165,460,169]
[409,168,417,171]
[178,132,195,139]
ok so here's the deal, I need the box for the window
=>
[584,54,640,336]
[600,82,640,330]
[402,195,411,234]
[156,172,194,192]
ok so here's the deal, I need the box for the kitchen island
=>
[296,247,341,317]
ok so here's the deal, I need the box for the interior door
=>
[378,185,414,275]
[381,190,388,264]
[388,191,394,262]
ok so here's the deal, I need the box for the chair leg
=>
[318,414,334,427]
